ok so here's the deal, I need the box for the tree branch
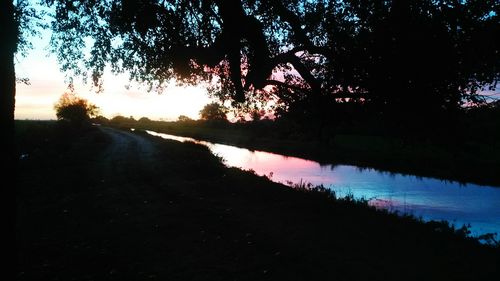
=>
[271,51,322,95]
[264,79,310,93]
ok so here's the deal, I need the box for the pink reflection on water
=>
[147,129,341,186]
[209,144,341,185]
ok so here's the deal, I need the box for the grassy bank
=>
[16,120,499,280]
[112,119,500,187]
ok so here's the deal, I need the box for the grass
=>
[114,119,500,187]
[16,120,500,281]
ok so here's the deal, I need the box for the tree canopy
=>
[177,114,193,122]
[54,92,99,126]
[42,0,499,121]
[199,102,228,121]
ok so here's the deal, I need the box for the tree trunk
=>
[0,2,16,129]
[0,0,17,269]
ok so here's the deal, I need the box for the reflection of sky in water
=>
[147,130,500,237]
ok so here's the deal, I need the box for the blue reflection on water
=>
[146,130,500,237]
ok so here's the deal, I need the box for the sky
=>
[14,29,214,121]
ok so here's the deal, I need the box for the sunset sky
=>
[14,29,214,121]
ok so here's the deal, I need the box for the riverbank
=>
[16,121,499,280]
[114,119,500,187]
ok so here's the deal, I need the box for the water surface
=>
[147,130,500,237]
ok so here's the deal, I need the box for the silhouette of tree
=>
[41,1,498,124]
[332,0,499,129]
[110,115,136,124]
[3,0,46,263]
[1,1,17,265]
[199,102,228,121]
[138,116,152,123]
[1,2,17,172]
[177,115,193,122]
[54,92,99,126]
[91,115,110,125]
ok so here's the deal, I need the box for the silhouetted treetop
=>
[199,102,228,121]
[177,115,193,122]
[54,92,99,126]
[43,0,499,112]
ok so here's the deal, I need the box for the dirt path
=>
[100,127,156,164]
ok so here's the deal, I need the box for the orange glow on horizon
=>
[14,35,214,121]
[15,72,214,121]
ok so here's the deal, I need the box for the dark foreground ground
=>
[17,121,499,281]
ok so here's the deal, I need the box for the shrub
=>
[54,92,99,127]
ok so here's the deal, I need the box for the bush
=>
[199,102,228,121]
[54,92,99,127]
